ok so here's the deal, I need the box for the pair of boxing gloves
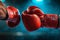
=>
[0,1,59,31]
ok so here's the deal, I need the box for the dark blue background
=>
[0,0,60,40]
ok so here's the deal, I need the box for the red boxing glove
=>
[22,6,44,31]
[6,6,20,27]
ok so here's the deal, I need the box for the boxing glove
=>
[28,6,59,28]
[0,1,20,27]
[6,6,20,27]
[22,6,43,31]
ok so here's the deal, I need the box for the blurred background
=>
[0,0,60,40]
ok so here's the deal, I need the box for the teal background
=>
[0,0,60,40]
